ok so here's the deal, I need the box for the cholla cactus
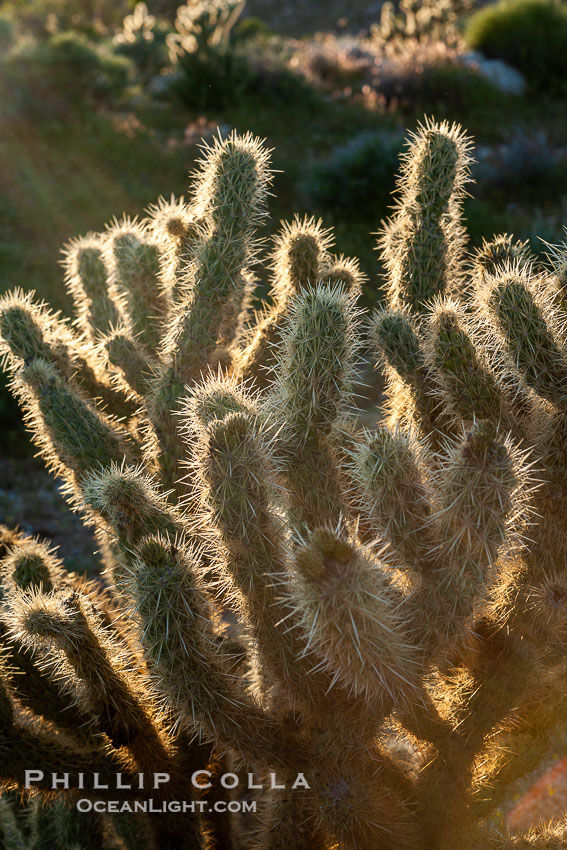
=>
[113,3,156,49]
[167,0,246,63]
[0,119,566,849]
[370,0,473,56]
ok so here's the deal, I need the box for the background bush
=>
[1,0,131,38]
[170,46,319,110]
[1,32,133,118]
[170,47,256,109]
[465,0,567,93]
[0,13,17,50]
[305,130,402,218]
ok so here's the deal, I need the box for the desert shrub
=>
[233,14,275,41]
[294,34,509,114]
[39,31,132,93]
[292,34,372,92]
[0,14,17,50]
[243,59,321,105]
[1,32,133,118]
[170,49,319,109]
[370,50,510,113]
[465,0,567,93]
[169,46,255,108]
[3,0,131,39]
[168,36,318,109]
[305,130,402,218]
[474,131,565,199]
[398,59,510,110]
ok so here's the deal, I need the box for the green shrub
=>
[1,32,133,118]
[233,15,275,42]
[376,57,511,114]
[243,58,320,105]
[408,61,512,111]
[3,0,131,39]
[0,14,16,50]
[170,46,319,111]
[474,131,565,199]
[43,31,132,92]
[465,0,567,93]
[305,130,402,218]
[170,47,255,109]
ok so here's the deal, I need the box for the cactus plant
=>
[0,120,566,849]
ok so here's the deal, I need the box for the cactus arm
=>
[130,534,289,769]
[267,284,360,533]
[409,422,530,660]
[62,233,125,341]
[105,219,170,355]
[349,425,438,570]
[11,359,137,508]
[379,118,472,314]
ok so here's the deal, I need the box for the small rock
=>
[459,50,526,95]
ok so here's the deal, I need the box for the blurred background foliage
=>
[1,0,566,309]
[0,0,566,569]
